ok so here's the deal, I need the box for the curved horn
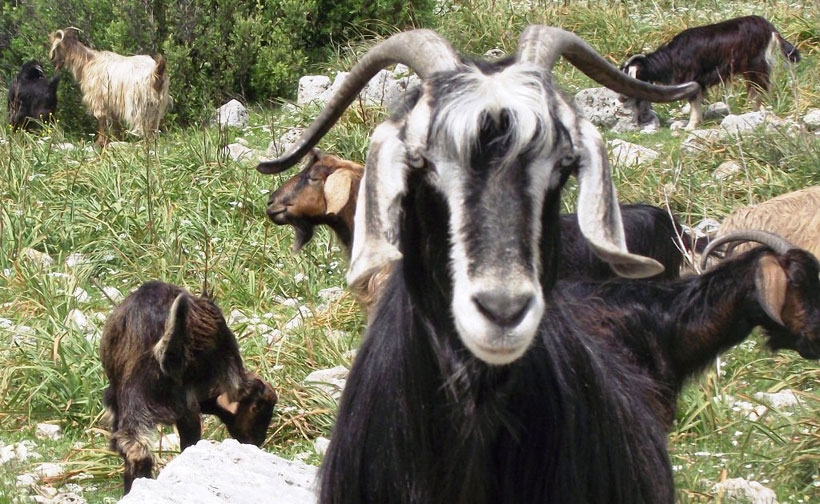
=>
[700,230,795,271]
[257,29,460,175]
[516,25,698,103]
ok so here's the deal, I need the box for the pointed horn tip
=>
[256,159,295,175]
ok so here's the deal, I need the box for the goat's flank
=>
[622,15,800,130]
[712,186,820,261]
[48,27,171,145]
[99,281,276,494]
[259,26,699,503]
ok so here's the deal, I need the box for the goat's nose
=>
[472,289,533,327]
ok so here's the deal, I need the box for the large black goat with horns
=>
[621,15,800,130]
[258,27,698,503]
[557,231,820,428]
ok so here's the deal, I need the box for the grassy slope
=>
[2,0,820,502]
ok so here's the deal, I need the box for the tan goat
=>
[49,28,171,145]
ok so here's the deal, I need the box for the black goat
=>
[622,16,800,130]
[557,231,820,428]
[99,281,277,494]
[259,26,698,503]
[7,60,60,131]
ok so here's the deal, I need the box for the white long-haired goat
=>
[49,28,171,145]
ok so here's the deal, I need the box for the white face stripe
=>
[421,63,573,364]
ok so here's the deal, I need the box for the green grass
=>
[2,0,820,502]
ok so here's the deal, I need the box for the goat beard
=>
[290,221,315,253]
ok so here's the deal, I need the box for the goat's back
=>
[99,281,240,388]
[717,186,820,259]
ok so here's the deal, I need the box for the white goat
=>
[49,28,171,145]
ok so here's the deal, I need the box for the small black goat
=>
[557,231,820,428]
[7,60,60,131]
[99,281,277,494]
[622,15,800,130]
[259,26,698,504]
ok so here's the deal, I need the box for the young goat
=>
[259,26,698,503]
[48,28,171,145]
[7,60,60,131]
[556,231,820,428]
[99,281,277,494]
[622,15,800,130]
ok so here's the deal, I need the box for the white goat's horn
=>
[700,230,794,270]
[516,25,698,102]
[257,29,460,174]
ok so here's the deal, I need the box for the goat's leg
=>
[112,117,123,140]
[746,72,770,111]
[685,90,703,130]
[112,425,154,494]
[95,116,109,147]
[176,413,202,450]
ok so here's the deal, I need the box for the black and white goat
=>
[259,26,698,503]
[7,60,60,131]
[100,281,277,494]
[48,28,171,145]
[621,15,800,130]
[556,231,820,428]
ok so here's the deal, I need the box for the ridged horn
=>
[257,29,460,174]
[700,230,795,271]
[516,25,698,102]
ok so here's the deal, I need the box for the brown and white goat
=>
[7,60,60,131]
[48,28,171,145]
[99,281,277,494]
[622,16,800,130]
[556,231,820,428]
[711,186,820,261]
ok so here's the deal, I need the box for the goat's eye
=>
[409,153,427,169]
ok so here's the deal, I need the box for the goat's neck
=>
[670,252,769,380]
[63,44,96,82]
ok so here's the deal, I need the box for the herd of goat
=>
[6,13,820,503]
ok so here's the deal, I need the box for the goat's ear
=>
[574,118,664,278]
[324,169,354,215]
[755,254,787,325]
[347,120,406,288]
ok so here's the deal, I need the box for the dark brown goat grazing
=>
[622,16,800,130]
[556,231,820,428]
[7,60,60,131]
[99,281,277,494]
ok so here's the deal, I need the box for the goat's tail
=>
[152,293,188,380]
[152,54,167,94]
[775,32,801,63]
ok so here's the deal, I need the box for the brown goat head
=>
[48,28,81,71]
[265,149,363,253]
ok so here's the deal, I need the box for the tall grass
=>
[1,1,820,502]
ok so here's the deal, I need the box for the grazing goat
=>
[259,26,699,503]
[48,28,171,145]
[7,60,60,131]
[711,186,820,261]
[622,15,800,130]
[556,231,820,428]
[99,281,277,494]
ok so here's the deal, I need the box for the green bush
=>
[1,0,436,134]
